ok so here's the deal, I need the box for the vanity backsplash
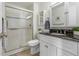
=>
[49,28,73,38]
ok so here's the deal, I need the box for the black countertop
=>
[39,33,79,42]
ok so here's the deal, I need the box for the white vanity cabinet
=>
[50,2,79,27]
[40,40,57,56]
[38,34,78,56]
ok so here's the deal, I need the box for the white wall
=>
[33,2,57,39]
[0,2,2,33]
[0,2,2,56]
[38,2,56,11]
[33,2,39,39]
[38,2,51,11]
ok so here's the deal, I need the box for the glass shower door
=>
[3,6,33,52]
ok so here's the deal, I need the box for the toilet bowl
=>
[28,39,40,55]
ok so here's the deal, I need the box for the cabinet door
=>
[57,48,75,56]
[40,40,48,56]
[40,40,57,56]
[48,44,57,56]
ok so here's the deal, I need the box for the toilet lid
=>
[28,39,39,46]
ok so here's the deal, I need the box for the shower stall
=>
[2,3,33,55]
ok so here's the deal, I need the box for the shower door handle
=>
[0,33,7,38]
[1,33,7,52]
[2,17,8,38]
[2,34,7,37]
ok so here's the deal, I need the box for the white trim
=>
[5,3,33,13]
[49,2,64,8]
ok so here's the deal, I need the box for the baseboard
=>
[2,46,29,56]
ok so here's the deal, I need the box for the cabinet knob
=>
[45,45,48,48]
[65,12,69,14]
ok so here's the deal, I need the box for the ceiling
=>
[6,2,34,10]
[6,2,57,11]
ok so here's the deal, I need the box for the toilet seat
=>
[28,39,39,46]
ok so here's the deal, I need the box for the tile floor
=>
[11,49,39,56]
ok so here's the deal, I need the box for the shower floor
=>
[11,49,39,56]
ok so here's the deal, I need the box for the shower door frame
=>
[2,3,33,53]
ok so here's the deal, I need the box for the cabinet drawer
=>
[38,34,59,48]
[57,48,75,56]
[38,34,51,42]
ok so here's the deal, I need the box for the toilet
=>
[28,39,40,55]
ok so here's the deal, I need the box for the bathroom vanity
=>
[38,33,79,56]
[37,2,79,56]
